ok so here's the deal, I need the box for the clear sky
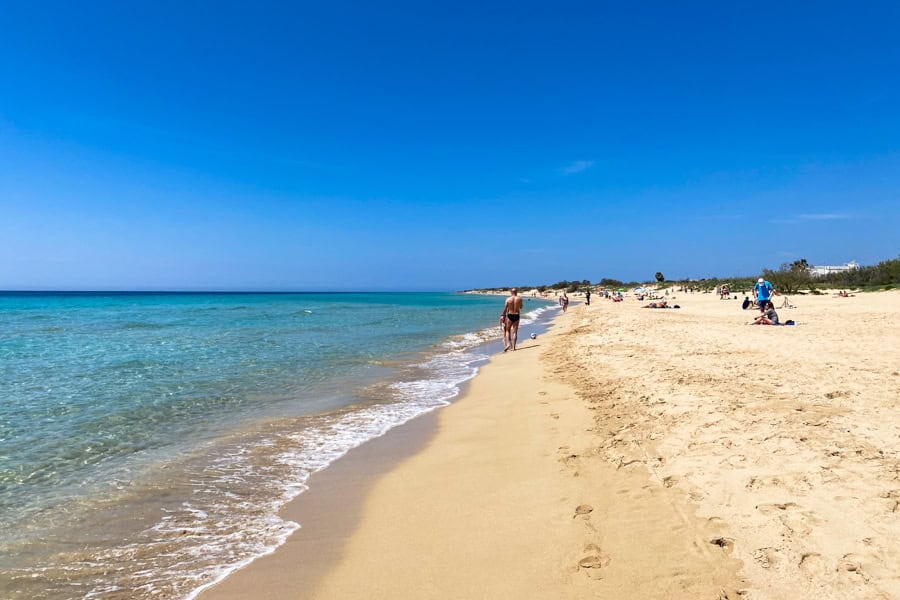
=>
[1,1,898,291]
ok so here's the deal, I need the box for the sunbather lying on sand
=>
[643,301,668,308]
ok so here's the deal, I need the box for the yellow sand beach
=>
[202,288,900,599]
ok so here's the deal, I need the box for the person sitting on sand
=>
[741,296,751,310]
[748,301,779,325]
[643,300,668,308]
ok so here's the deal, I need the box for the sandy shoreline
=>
[201,288,900,599]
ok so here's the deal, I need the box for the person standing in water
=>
[502,288,523,352]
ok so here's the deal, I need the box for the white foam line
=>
[179,345,494,600]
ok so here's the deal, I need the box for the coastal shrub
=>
[763,261,813,294]
[813,257,900,288]
[597,278,624,288]
[513,256,898,297]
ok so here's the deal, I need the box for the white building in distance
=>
[808,261,860,277]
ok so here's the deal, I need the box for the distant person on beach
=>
[502,288,523,351]
[754,277,775,312]
[741,296,751,310]
[748,301,780,325]
[560,291,569,313]
[643,300,668,308]
[585,289,591,305]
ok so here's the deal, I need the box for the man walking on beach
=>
[502,288,523,352]
[754,277,775,313]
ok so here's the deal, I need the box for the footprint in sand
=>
[798,552,827,576]
[560,453,581,477]
[574,504,593,519]
[709,537,735,553]
[788,509,823,535]
[662,475,680,488]
[877,489,900,513]
[756,502,799,514]
[578,544,611,580]
[838,554,865,576]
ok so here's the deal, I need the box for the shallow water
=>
[0,291,554,599]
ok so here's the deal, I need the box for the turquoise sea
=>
[0,291,554,599]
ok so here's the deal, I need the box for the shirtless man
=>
[502,288,523,352]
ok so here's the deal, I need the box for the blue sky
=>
[1,1,898,291]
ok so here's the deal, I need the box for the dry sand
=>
[202,288,900,599]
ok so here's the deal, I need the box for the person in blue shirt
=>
[753,278,775,312]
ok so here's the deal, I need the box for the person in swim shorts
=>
[502,288,523,351]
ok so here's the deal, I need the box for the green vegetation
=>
[666,257,900,294]
[466,256,900,295]
[761,259,814,294]
[816,257,900,288]
[758,257,900,293]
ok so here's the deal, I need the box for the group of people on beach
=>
[746,277,794,325]
[500,276,792,351]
